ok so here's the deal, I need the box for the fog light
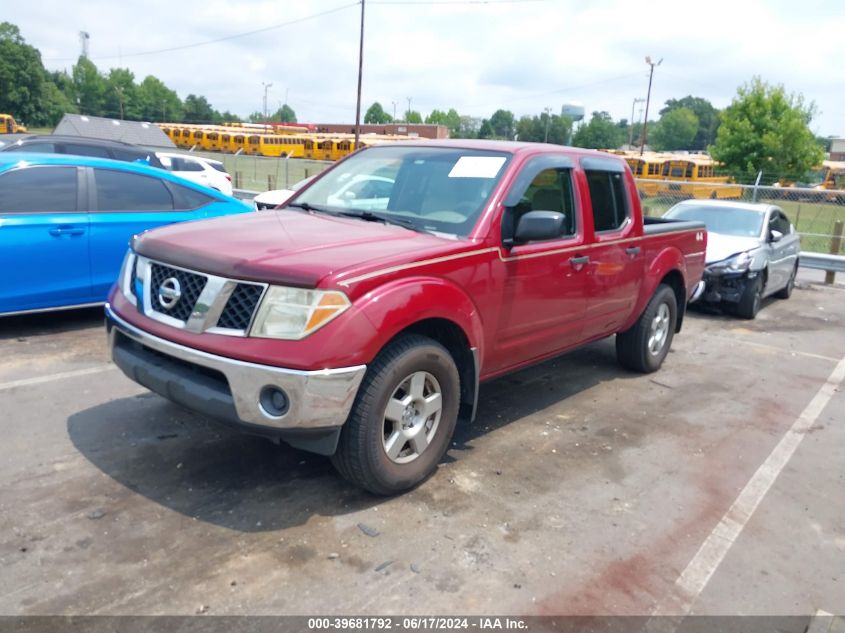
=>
[259,386,289,418]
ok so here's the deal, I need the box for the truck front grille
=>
[133,255,268,336]
[216,283,264,331]
[149,263,208,322]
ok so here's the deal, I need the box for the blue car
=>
[0,153,253,316]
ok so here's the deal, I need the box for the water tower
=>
[561,102,585,122]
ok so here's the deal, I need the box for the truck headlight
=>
[118,250,137,306]
[727,251,752,272]
[250,286,351,340]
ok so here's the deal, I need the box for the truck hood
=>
[705,233,762,264]
[132,209,467,288]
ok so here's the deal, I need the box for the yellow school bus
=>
[626,154,668,197]
[0,114,27,134]
[656,156,742,199]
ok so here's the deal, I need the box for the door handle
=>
[625,246,641,256]
[49,227,85,237]
[569,255,590,266]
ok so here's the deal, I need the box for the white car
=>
[253,175,316,210]
[157,153,233,196]
[254,174,394,211]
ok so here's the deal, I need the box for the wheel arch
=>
[354,277,483,422]
[659,269,687,333]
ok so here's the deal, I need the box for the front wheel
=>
[616,284,678,373]
[736,275,763,319]
[331,334,460,495]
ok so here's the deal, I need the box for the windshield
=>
[292,145,511,237]
[664,204,765,238]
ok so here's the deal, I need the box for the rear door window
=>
[585,170,629,233]
[93,169,174,212]
[5,142,57,153]
[171,183,215,210]
[0,166,78,213]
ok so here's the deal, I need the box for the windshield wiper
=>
[286,201,333,214]
[336,210,420,231]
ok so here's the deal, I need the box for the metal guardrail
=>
[800,252,845,274]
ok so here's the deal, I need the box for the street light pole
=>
[406,97,412,123]
[262,82,273,120]
[639,56,662,156]
[629,97,644,148]
[391,101,397,123]
[354,0,365,147]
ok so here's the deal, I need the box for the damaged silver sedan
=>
[663,200,801,318]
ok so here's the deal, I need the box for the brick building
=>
[313,123,449,139]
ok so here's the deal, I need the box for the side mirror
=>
[770,229,783,243]
[511,210,565,246]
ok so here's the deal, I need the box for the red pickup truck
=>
[107,140,706,494]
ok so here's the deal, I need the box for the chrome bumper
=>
[106,304,366,432]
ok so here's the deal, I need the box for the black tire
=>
[774,263,797,299]
[616,284,678,373]
[736,274,763,319]
[331,334,460,495]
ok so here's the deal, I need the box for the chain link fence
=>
[187,150,333,192]
[635,179,845,255]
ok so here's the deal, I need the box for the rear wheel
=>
[774,263,798,299]
[616,284,677,373]
[331,334,460,495]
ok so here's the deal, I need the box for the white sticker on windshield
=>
[448,156,506,179]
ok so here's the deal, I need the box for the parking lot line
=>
[653,353,845,617]
[0,365,116,392]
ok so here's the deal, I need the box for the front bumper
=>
[701,268,759,304]
[107,304,366,439]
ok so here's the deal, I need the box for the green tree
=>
[183,94,216,123]
[40,81,77,126]
[364,102,392,124]
[650,107,699,151]
[217,110,242,124]
[660,96,720,150]
[477,119,494,139]
[425,109,447,125]
[71,56,107,116]
[0,22,49,125]
[572,111,624,149]
[489,109,515,139]
[710,78,825,183]
[103,68,139,120]
[455,115,480,139]
[515,112,572,144]
[405,110,423,124]
[136,75,182,121]
[276,103,296,123]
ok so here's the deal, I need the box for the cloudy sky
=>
[12,0,845,135]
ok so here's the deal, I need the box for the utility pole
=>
[115,86,124,120]
[406,97,412,123]
[391,101,397,123]
[628,97,644,148]
[354,0,365,147]
[262,82,273,120]
[543,106,552,143]
[639,56,662,156]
